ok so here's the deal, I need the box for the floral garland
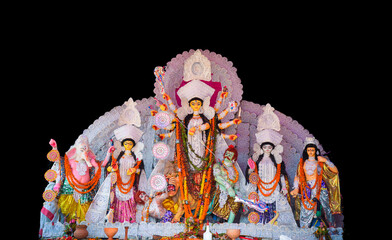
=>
[196,116,217,223]
[141,197,153,222]
[63,154,101,194]
[175,118,192,219]
[178,119,205,198]
[222,164,239,184]
[254,163,281,197]
[111,155,141,194]
[298,158,324,210]
[175,115,218,224]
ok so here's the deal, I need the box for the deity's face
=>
[76,143,89,160]
[307,147,316,158]
[123,140,134,151]
[262,144,273,154]
[166,172,180,197]
[139,192,149,203]
[224,150,235,161]
[189,99,202,112]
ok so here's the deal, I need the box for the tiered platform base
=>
[41,222,343,239]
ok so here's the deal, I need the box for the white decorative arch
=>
[42,49,339,239]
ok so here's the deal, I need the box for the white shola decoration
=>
[253,103,284,163]
[257,103,280,132]
[118,97,141,127]
[183,50,212,82]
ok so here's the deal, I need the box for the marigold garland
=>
[198,116,216,223]
[63,154,101,194]
[111,155,141,194]
[175,118,192,219]
[254,163,281,197]
[141,197,153,222]
[223,164,239,184]
[298,158,324,210]
[174,115,218,224]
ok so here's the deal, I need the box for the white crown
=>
[114,124,143,143]
[183,50,211,82]
[303,137,318,149]
[255,128,283,146]
[255,104,283,146]
[177,80,215,101]
[257,103,280,132]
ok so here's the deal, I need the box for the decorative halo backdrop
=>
[27,40,361,239]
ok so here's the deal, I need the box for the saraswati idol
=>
[246,104,296,226]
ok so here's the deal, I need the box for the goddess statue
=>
[105,124,145,223]
[85,98,147,224]
[290,137,341,228]
[155,80,236,223]
[246,104,296,226]
[151,51,242,223]
[51,135,112,222]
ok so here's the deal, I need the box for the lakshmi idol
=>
[85,98,147,224]
[106,124,145,223]
[50,135,112,222]
[246,104,296,226]
[290,137,341,228]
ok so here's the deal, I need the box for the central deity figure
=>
[176,79,215,171]
[152,50,242,223]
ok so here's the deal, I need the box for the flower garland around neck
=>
[111,154,141,194]
[175,115,217,223]
[63,154,101,194]
[175,118,192,219]
[254,161,281,197]
[222,161,239,184]
[198,115,216,223]
[141,196,153,222]
[298,158,324,210]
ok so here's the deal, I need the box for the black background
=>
[23,31,365,239]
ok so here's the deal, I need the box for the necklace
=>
[255,163,281,197]
[64,154,101,194]
[111,155,141,194]
[222,161,239,183]
[299,158,324,210]
[141,197,153,222]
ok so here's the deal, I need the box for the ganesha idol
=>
[50,135,112,222]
